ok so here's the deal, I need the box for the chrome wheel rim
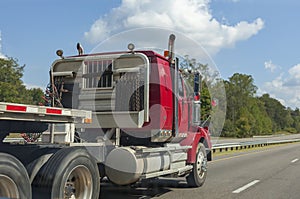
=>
[0,175,19,198]
[196,150,206,179]
[64,165,93,199]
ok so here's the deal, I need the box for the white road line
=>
[232,180,260,194]
[291,158,299,163]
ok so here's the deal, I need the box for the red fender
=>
[180,127,212,163]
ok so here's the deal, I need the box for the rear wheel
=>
[0,153,31,199]
[186,143,207,187]
[32,147,100,199]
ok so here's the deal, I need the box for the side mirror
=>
[194,72,201,101]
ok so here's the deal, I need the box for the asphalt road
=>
[99,142,300,199]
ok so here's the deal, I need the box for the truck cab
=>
[51,49,210,144]
[49,36,212,185]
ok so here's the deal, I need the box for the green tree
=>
[291,108,300,132]
[0,57,43,105]
[223,73,273,137]
[26,88,44,105]
[0,57,26,103]
[225,73,257,122]
[249,98,272,135]
[259,94,292,132]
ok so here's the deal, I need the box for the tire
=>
[0,153,32,199]
[186,143,208,187]
[26,153,54,183]
[32,147,100,199]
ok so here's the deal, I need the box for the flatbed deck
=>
[0,102,91,124]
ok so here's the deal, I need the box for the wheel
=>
[0,153,32,199]
[32,147,100,199]
[186,143,207,187]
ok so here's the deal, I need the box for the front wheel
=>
[186,143,208,187]
[32,147,100,199]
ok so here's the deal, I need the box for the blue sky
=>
[0,0,300,108]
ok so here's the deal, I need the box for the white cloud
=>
[83,20,110,44]
[25,83,44,90]
[262,64,300,108]
[282,64,300,87]
[288,64,300,79]
[84,0,264,55]
[0,31,7,59]
[0,52,5,59]
[264,60,280,73]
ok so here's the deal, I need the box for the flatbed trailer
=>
[0,102,93,199]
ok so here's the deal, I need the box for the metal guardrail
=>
[212,138,300,153]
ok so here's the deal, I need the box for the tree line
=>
[200,72,300,138]
[221,73,300,137]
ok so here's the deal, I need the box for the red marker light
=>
[6,105,27,112]
[46,108,62,115]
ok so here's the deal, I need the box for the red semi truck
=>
[0,34,212,199]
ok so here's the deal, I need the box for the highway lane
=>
[99,142,300,199]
